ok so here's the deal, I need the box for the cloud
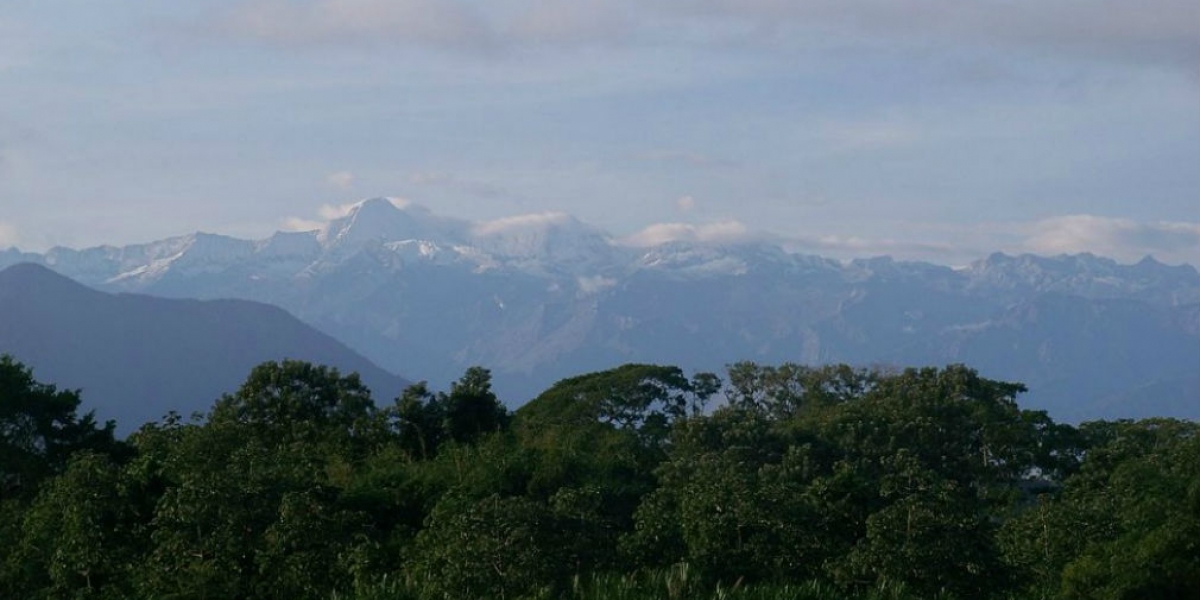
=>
[782,234,958,259]
[317,202,359,220]
[675,195,697,213]
[221,0,496,51]
[1019,214,1200,264]
[671,0,1199,72]
[326,170,355,189]
[281,217,325,232]
[619,220,752,247]
[576,274,617,295]
[779,215,1200,266]
[281,197,416,232]
[0,221,19,247]
[472,212,574,236]
[213,0,1197,74]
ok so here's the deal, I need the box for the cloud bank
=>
[215,0,1199,72]
[620,220,753,247]
[1019,215,1200,263]
[0,222,18,247]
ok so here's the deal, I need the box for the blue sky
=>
[1,1,1197,265]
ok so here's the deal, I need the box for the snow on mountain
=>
[470,212,622,274]
[99,233,255,286]
[319,197,467,250]
[1,199,1196,422]
[256,229,322,258]
[963,252,1200,306]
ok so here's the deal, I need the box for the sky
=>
[1,0,1197,265]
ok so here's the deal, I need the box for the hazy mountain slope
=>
[894,294,1200,421]
[0,263,408,432]
[2,198,1196,422]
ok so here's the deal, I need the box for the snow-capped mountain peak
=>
[469,212,617,267]
[1,200,1196,423]
[318,197,465,250]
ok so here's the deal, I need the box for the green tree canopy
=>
[0,355,119,501]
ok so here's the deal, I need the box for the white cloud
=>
[675,195,697,213]
[779,215,1200,266]
[281,197,415,233]
[317,202,359,220]
[784,234,956,258]
[577,274,617,294]
[0,221,19,247]
[281,217,324,232]
[472,212,573,236]
[619,220,751,247]
[326,170,355,189]
[312,197,409,220]
[1018,214,1200,264]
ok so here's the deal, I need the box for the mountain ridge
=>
[2,199,1197,422]
[0,262,409,432]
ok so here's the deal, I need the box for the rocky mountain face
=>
[3,198,1196,422]
[0,263,407,432]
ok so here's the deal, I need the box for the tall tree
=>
[442,367,508,445]
[0,355,119,500]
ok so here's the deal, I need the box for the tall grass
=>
[332,564,981,600]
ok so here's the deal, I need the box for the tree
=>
[8,452,142,599]
[138,361,383,599]
[389,381,445,459]
[411,493,561,599]
[1000,419,1200,599]
[726,362,880,419]
[518,364,718,450]
[0,355,119,500]
[625,406,828,583]
[442,366,508,445]
[207,359,380,453]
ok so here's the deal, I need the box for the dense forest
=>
[1,355,1197,600]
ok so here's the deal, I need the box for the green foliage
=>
[1,356,1195,600]
[518,363,717,447]
[725,362,879,418]
[6,451,140,599]
[410,492,561,599]
[442,366,508,444]
[208,359,381,453]
[1000,419,1200,600]
[0,354,120,501]
[132,361,389,599]
[388,382,444,460]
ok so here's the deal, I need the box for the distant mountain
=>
[3,198,1197,422]
[0,263,408,432]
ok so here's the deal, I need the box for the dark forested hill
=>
[0,263,408,431]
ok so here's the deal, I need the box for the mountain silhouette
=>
[0,263,408,432]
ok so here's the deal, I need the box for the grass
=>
[331,565,972,600]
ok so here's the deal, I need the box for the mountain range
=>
[0,262,407,431]
[2,197,1197,422]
